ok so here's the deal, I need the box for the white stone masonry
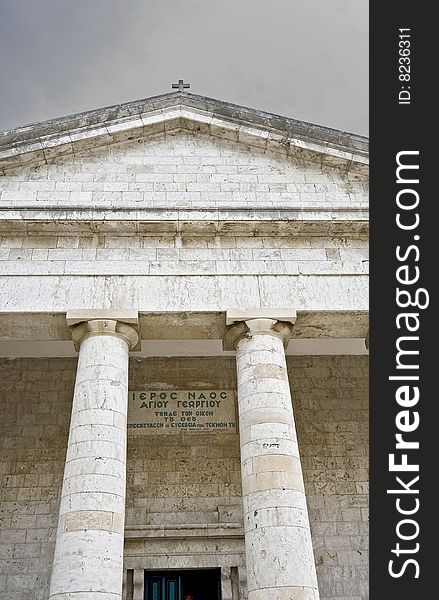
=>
[49,319,139,600]
[230,317,320,600]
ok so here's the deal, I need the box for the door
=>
[144,569,221,600]
[145,573,182,600]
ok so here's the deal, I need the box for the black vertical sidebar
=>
[370,3,434,599]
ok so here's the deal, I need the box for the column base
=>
[248,587,319,600]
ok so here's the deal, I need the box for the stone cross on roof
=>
[171,79,190,92]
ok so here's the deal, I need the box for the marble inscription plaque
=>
[128,390,237,434]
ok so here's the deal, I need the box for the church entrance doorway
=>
[144,569,221,600]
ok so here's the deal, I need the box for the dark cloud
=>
[0,0,368,134]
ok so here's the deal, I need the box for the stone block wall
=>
[0,355,368,600]
[0,232,368,277]
[0,227,369,317]
[0,131,368,315]
[0,131,368,210]
[0,358,73,600]
[292,356,369,600]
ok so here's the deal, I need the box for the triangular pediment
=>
[0,92,368,174]
[0,127,369,215]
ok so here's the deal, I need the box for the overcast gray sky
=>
[0,0,368,135]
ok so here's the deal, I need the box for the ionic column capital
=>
[71,319,139,351]
[223,309,297,351]
[66,310,140,351]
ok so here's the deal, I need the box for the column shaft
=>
[235,320,319,600]
[50,320,137,600]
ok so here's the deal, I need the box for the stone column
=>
[132,570,144,600]
[224,311,319,600]
[49,314,139,600]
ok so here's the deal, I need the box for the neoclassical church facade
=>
[0,92,369,600]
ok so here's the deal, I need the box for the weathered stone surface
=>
[49,322,137,600]
[0,355,368,600]
[0,92,368,174]
[0,129,368,317]
[231,319,319,599]
[0,94,368,600]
